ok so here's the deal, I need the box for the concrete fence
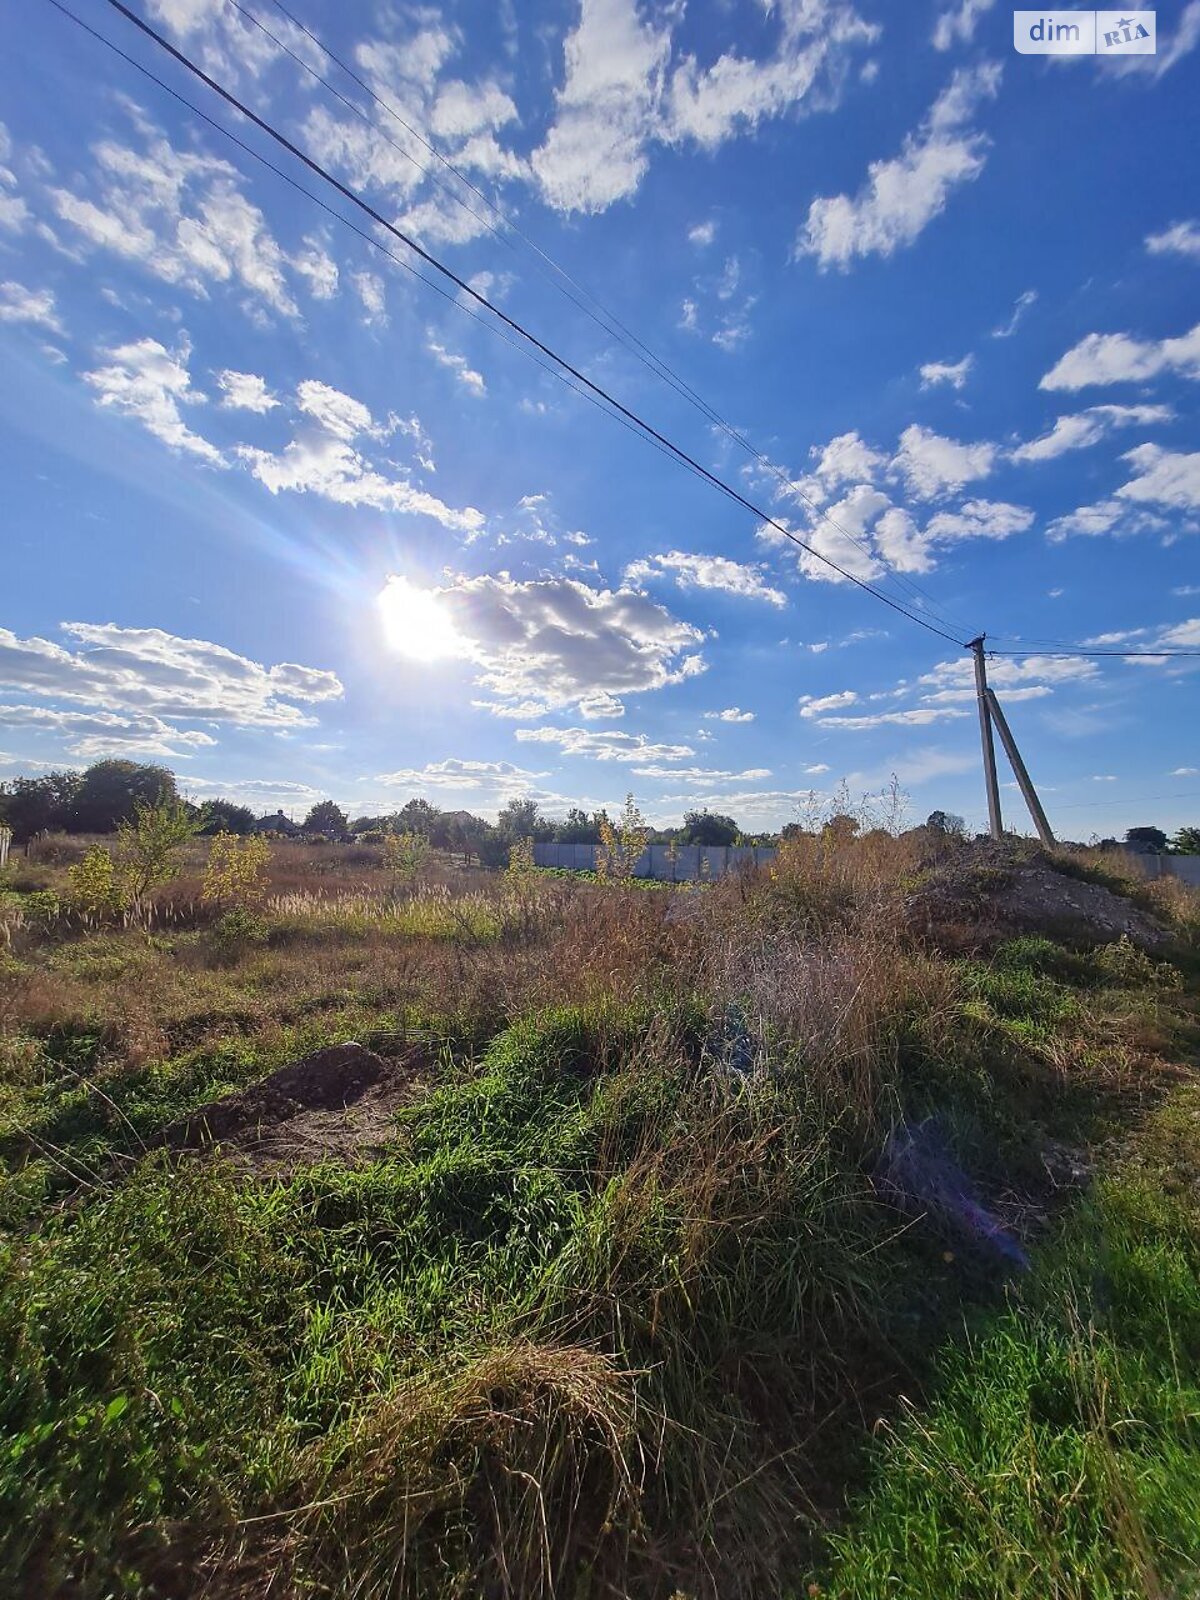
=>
[533,841,777,882]
[1137,854,1200,887]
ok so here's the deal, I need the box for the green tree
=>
[496,797,545,841]
[682,809,739,847]
[303,800,349,837]
[555,807,598,844]
[115,800,201,918]
[197,799,256,836]
[1171,826,1200,855]
[71,761,178,834]
[394,798,441,837]
[0,770,81,842]
[1125,825,1168,853]
[596,794,649,882]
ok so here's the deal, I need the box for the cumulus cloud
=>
[892,423,997,498]
[51,121,307,316]
[797,63,1001,268]
[704,707,755,722]
[920,354,973,390]
[515,727,695,762]
[0,280,63,333]
[1146,220,1200,261]
[237,379,483,533]
[0,703,217,760]
[404,573,708,716]
[84,337,223,466]
[1115,445,1200,511]
[1012,404,1173,462]
[1040,322,1200,390]
[624,550,787,606]
[217,369,278,412]
[532,0,876,214]
[799,690,859,718]
[373,759,545,794]
[0,622,343,738]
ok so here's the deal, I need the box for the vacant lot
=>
[2,830,1198,1598]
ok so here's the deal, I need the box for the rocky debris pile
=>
[906,841,1169,951]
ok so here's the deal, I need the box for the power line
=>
[248,0,974,639]
[987,647,1200,660]
[65,0,972,649]
[38,2,846,499]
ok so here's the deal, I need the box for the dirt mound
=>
[907,843,1169,951]
[161,1041,425,1170]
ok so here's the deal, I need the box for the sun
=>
[377,575,468,662]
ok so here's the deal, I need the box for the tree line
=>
[3,760,1197,856]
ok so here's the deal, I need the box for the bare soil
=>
[160,1041,425,1171]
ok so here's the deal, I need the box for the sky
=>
[0,0,1198,839]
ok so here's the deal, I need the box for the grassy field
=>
[1,827,1198,1597]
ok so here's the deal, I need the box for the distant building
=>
[252,809,301,837]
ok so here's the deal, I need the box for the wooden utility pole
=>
[969,636,1003,840]
[985,689,1056,847]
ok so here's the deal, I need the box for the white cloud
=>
[0,280,63,333]
[624,550,787,606]
[810,429,888,487]
[992,288,1037,339]
[238,434,483,532]
[920,354,973,389]
[797,63,1001,269]
[1115,445,1200,512]
[704,707,755,722]
[373,759,543,794]
[0,622,342,735]
[217,369,278,412]
[816,707,970,730]
[531,0,673,213]
[515,727,695,763]
[799,689,859,718]
[1045,499,1170,542]
[892,423,996,498]
[632,764,772,781]
[295,379,374,441]
[427,336,487,396]
[1172,766,1199,776]
[51,125,303,316]
[233,379,482,533]
[532,0,877,214]
[1012,403,1173,462]
[921,498,1034,542]
[294,236,339,299]
[84,337,223,466]
[1102,0,1200,79]
[1146,220,1200,261]
[352,271,387,324]
[421,572,707,715]
[0,703,217,761]
[688,218,717,246]
[932,0,996,50]
[1040,322,1200,390]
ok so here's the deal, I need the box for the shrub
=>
[67,847,126,923]
[201,831,272,909]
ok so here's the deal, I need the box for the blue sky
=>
[1,0,1198,837]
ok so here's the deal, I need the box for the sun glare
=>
[377,575,467,662]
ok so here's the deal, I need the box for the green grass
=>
[1,852,1198,1600]
[817,1086,1200,1600]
